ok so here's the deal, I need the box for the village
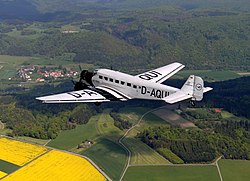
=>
[17,65,79,82]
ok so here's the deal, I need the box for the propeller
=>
[72,65,94,91]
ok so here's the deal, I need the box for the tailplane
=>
[163,75,212,104]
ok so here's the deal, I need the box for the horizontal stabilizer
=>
[163,91,192,104]
[203,87,213,93]
[163,75,213,104]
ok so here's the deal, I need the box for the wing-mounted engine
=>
[73,70,95,91]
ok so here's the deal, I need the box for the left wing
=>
[135,62,185,84]
[36,89,109,103]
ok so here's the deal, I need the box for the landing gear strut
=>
[189,100,195,107]
[94,102,102,106]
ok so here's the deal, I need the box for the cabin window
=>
[127,83,131,87]
[99,75,103,79]
[115,80,119,84]
[121,81,125,85]
[109,78,113,82]
[133,85,137,89]
[104,77,108,81]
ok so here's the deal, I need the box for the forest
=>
[0,0,250,71]
[139,123,250,163]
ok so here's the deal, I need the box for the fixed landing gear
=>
[94,102,102,106]
[189,100,196,107]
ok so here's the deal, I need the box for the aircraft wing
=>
[36,89,110,103]
[135,62,185,84]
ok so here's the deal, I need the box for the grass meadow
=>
[219,159,250,181]
[123,165,220,181]
[48,115,100,150]
[83,138,127,181]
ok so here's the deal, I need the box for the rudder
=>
[181,75,204,101]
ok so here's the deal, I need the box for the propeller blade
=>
[79,65,82,72]
[71,79,76,85]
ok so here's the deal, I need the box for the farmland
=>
[218,159,250,181]
[48,115,100,150]
[47,110,127,180]
[2,150,105,181]
[83,138,126,181]
[152,108,196,128]
[0,171,7,179]
[0,137,106,180]
[96,110,125,142]
[123,137,170,165]
[123,165,220,181]
[16,136,49,145]
[0,160,19,174]
[0,137,48,166]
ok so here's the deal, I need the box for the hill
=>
[0,1,250,71]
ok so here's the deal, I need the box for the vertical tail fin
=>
[163,75,212,104]
[181,75,204,101]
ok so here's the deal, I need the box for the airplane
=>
[36,62,213,105]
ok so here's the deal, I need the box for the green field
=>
[0,55,32,80]
[0,129,12,135]
[175,70,241,82]
[16,136,49,145]
[123,165,220,181]
[0,160,20,174]
[143,112,168,125]
[219,159,250,181]
[119,107,171,165]
[83,138,127,181]
[221,111,235,119]
[123,137,170,165]
[96,110,125,142]
[47,115,100,150]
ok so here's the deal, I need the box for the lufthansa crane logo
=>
[196,83,202,91]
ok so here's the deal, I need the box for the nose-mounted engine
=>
[73,70,95,91]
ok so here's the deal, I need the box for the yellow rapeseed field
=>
[2,150,106,181]
[0,171,7,179]
[0,137,48,166]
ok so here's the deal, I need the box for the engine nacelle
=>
[80,70,94,86]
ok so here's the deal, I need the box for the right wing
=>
[135,62,185,84]
[36,89,110,103]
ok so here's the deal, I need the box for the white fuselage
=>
[92,69,179,101]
